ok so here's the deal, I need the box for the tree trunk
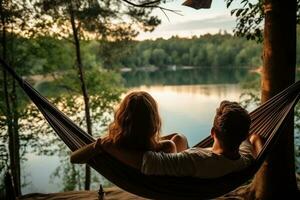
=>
[9,23,21,194]
[248,0,299,199]
[69,3,92,190]
[1,4,21,195]
[11,78,21,195]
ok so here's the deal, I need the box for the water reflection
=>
[128,84,242,146]
[122,68,249,87]
[23,153,60,193]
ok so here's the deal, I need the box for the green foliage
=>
[33,0,161,70]
[22,67,124,154]
[225,0,300,42]
[98,39,135,69]
[119,33,263,68]
[225,0,264,42]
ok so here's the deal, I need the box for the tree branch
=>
[121,0,161,8]
[121,0,183,16]
[160,7,170,22]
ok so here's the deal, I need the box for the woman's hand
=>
[249,134,262,145]
[249,133,265,157]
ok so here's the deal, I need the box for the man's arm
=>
[141,151,197,176]
[70,142,99,164]
[70,138,144,169]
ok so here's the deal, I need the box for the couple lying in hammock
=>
[70,91,264,178]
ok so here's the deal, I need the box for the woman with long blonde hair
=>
[70,91,188,168]
[102,91,162,151]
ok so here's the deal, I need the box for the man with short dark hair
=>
[211,101,251,159]
[141,101,263,178]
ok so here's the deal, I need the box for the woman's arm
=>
[70,140,101,164]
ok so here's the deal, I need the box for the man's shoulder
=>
[183,147,214,157]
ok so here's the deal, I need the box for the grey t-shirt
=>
[141,140,254,178]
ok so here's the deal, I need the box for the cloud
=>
[158,15,236,32]
[136,14,236,40]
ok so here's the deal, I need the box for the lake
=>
[21,68,264,194]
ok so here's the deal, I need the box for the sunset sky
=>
[136,0,240,40]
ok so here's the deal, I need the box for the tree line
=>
[119,33,263,69]
[0,32,263,74]
[82,28,300,69]
[4,27,300,74]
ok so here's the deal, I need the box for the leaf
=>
[236,9,244,17]
[231,9,237,16]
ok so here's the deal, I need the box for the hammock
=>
[1,59,300,200]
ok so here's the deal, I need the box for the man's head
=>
[212,101,251,151]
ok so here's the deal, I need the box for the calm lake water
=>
[22,68,259,194]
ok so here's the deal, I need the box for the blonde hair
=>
[103,91,161,151]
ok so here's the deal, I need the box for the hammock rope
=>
[1,58,300,200]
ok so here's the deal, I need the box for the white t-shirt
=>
[141,140,254,178]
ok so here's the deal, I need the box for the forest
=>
[0,32,264,78]
[119,33,263,68]
[8,28,300,73]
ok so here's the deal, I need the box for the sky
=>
[136,0,239,40]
